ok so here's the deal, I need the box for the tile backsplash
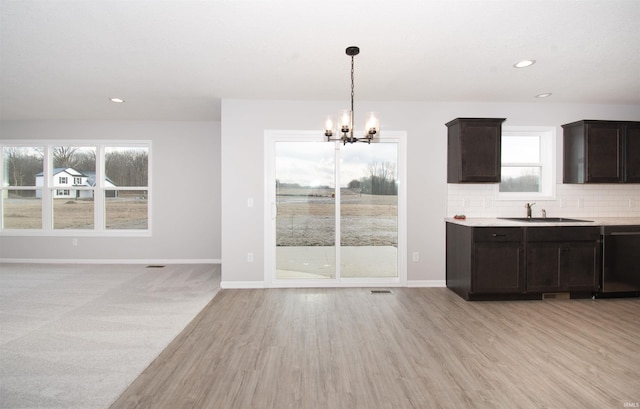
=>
[447,184,640,218]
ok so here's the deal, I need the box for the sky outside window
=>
[275,142,397,188]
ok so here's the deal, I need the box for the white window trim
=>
[496,126,556,201]
[0,140,152,237]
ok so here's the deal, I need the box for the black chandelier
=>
[324,46,380,144]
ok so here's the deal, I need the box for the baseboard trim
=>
[0,258,222,265]
[407,280,446,288]
[220,281,266,289]
[220,280,446,289]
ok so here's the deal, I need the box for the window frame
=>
[496,126,556,201]
[1,140,152,237]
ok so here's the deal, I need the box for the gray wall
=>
[1,101,638,278]
[220,100,640,286]
[0,120,221,262]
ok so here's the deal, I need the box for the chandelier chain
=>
[350,54,355,140]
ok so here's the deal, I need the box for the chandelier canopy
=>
[324,46,380,144]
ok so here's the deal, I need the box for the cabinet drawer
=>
[474,228,523,242]
[526,226,600,241]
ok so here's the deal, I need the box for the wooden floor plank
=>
[110,288,640,409]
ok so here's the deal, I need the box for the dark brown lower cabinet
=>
[446,223,525,300]
[446,223,601,300]
[526,242,600,292]
[473,230,525,294]
[526,227,601,293]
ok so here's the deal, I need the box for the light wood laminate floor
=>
[110,288,640,409]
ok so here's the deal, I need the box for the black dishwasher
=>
[601,225,640,296]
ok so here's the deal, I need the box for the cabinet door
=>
[603,231,640,292]
[585,122,623,182]
[562,242,600,291]
[447,118,505,183]
[473,242,524,293]
[527,241,600,292]
[526,242,562,292]
[460,122,501,182]
[625,123,640,183]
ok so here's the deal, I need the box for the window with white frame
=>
[498,127,555,199]
[1,141,151,234]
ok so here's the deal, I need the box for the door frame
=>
[264,130,407,288]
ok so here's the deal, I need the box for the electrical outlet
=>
[72,238,78,246]
[247,197,254,208]
[412,252,419,262]
[247,252,254,263]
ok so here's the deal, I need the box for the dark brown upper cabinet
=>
[626,122,640,183]
[562,120,640,183]
[446,118,506,183]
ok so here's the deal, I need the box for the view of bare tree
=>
[3,146,148,188]
[361,161,397,195]
[53,146,79,168]
[74,149,96,171]
[105,150,148,186]
[3,147,43,187]
[500,169,540,192]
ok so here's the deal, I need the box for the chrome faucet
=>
[525,202,536,219]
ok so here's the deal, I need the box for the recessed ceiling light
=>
[535,92,552,98]
[109,98,125,103]
[513,60,536,68]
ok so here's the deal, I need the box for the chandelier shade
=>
[324,46,379,144]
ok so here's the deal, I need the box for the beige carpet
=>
[0,263,220,409]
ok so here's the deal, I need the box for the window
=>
[1,141,151,235]
[104,146,149,230]
[498,127,555,199]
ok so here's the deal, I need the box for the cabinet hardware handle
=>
[491,234,506,237]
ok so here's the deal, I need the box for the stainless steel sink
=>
[499,217,593,223]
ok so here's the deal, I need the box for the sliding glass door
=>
[275,142,336,279]
[267,131,405,286]
[340,144,398,278]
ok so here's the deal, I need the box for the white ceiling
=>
[1,0,639,122]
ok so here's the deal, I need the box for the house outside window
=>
[498,127,555,200]
[1,141,151,235]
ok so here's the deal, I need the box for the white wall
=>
[0,120,221,263]
[221,100,640,287]
[4,102,635,275]
[448,184,640,218]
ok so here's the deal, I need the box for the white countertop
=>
[445,217,640,227]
